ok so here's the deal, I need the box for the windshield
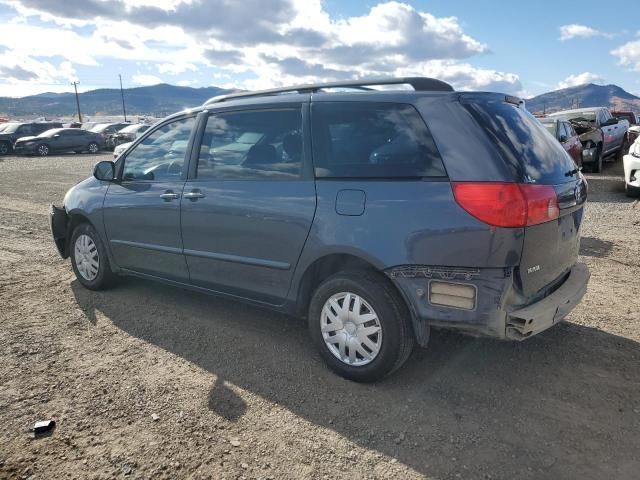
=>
[0,123,17,132]
[465,101,577,184]
[90,124,112,133]
[541,121,556,136]
[119,124,143,134]
[552,111,596,124]
[37,128,63,137]
[3,123,22,133]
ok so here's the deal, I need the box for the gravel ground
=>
[0,152,639,480]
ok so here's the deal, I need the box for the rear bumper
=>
[49,204,69,258]
[389,262,590,344]
[505,263,590,340]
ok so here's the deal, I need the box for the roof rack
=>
[203,77,454,106]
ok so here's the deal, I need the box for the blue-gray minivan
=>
[50,78,590,381]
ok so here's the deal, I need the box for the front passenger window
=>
[122,116,196,181]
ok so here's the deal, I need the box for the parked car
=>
[623,136,640,197]
[112,141,133,159]
[629,125,640,148]
[549,107,629,172]
[90,122,131,150]
[49,78,590,382]
[14,128,102,156]
[0,121,63,155]
[539,118,582,165]
[106,124,151,150]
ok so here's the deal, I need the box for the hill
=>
[526,83,640,114]
[0,84,231,118]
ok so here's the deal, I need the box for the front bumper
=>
[389,262,590,344]
[13,143,37,154]
[623,153,640,188]
[49,204,69,258]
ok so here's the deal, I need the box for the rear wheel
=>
[36,144,49,157]
[0,141,10,155]
[308,271,415,382]
[87,142,99,154]
[70,223,116,290]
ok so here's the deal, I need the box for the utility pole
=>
[71,81,82,123]
[119,74,127,122]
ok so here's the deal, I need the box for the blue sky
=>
[0,0,639,98]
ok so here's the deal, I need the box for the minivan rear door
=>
[464,97,587,300]
[180,104,316,305]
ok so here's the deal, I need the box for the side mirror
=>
[559,135,567,142]
[93,160,115,181]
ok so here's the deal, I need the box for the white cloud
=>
[132,74,162,85]
[557,72,605,89]
[0,0,524,97]
[559,24,611,41]
[611,40,640,71]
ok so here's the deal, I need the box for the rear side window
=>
[311,102,446,178]
[465,101,577,184]
[196,108,303,180]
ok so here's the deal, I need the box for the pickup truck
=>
[549,107,629,172]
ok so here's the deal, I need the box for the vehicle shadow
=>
[71,279,640,479]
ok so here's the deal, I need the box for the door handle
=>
[160,191,179,201]
[183,190,206,200]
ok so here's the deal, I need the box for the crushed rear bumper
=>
[389,262,590,344]
[505,262,590,340]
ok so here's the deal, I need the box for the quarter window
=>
[122,116,196,181]
[196,108,303,180]
[311,102,446,178]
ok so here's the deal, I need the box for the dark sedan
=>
[14,128,103,156]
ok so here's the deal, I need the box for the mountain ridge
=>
[0,84,231,118]
[525,83,640,114]
[2,82,639,118]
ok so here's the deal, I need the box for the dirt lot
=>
[0,152,639,480]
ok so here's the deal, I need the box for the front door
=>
[102,115,197,281]
[180,106,316,305]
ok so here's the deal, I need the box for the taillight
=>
[451,182,559,228]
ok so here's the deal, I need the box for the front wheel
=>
[70,223,116,290]
[626,182,640,198]
[308,271,415,382]
[36,143,49,157]
[87,142,99,154]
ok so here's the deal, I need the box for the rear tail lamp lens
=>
[451,182,559,228]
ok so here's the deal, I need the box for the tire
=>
[0,141,10,155]
[617,137,629,162]
[70,222,116,290]
[591,146,603,173]
[87,142,100,154]
[36,143,50,157]
[308,270,415,382]
[626,182,640,198]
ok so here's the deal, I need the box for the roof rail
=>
[203,77,454,106]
